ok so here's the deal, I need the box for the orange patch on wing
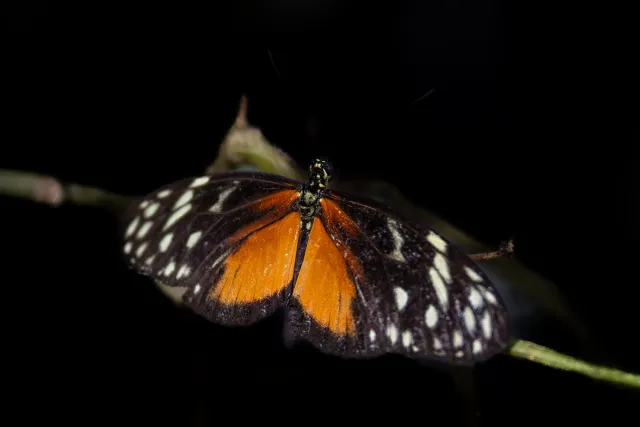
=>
[320,199,366,283]
[224,189,299,246]
[293,216,360,336]
[211,211,301,304]
[319,199,360,239]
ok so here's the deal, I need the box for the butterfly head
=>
[307,158,333,189]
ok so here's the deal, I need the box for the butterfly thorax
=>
[298,159,331,221]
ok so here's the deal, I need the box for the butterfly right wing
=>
[285,191,510,365]
[120,171,303,326]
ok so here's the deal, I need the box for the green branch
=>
[2,95,638,390]
[508,340,640,388]
[0,169,130,213]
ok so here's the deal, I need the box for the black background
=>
[3,1,638,426]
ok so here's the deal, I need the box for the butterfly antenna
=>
[409,88,436,106]
[268,49,282,81]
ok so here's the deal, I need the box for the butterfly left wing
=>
[285,191,510,365]
[120,172,303,326]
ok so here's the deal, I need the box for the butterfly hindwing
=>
[285,191,510,364]
[121,171,303,326]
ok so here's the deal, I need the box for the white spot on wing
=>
[386,325,398,345]
[386,218,407,262]
[393,287,408,311]
[164,261,176,276]
[163,203,192,231]
[479,286,498,305]
[190,176,209,188]
[426,231,447,253]
[433,253,452,283]
[174,190,193,210]
[125,216,140,238]
[425,304,438,328]
[124,241,132,254]
[194,284,201,294]
[464,266,483,282]
[157,189,172,198]
[177,264,191,279]
[463,306,476,333]
[433,337,442,351]
[159,233,173,252]
[453,330,463,348]
[186,231,202,249]
[144,202,160,218]
[469,287,484,309]
[139,200,150,209]
[429,267,448,308]
[135,242,148,257]
[481,311,492,339]
[136,221,153,239]
[402,330,413,348]
[209,185,237,213]
[473,339,482,354]
[369,329,376,342]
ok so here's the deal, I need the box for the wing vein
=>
[326,195,425,237]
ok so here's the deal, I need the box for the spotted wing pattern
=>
[285,191,510,364]
[120,171,302,326]
[121,169,510,365]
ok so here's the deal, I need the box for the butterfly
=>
[120,158,510,364]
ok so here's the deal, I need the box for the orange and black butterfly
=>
[121,158,510,364]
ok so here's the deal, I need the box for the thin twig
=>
[234,94,248,129]
[469,238,515,262]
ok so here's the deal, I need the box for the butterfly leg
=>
[469,238,515,262]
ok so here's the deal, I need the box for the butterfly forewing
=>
[285,191,509,363]
[121,172,302,325]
